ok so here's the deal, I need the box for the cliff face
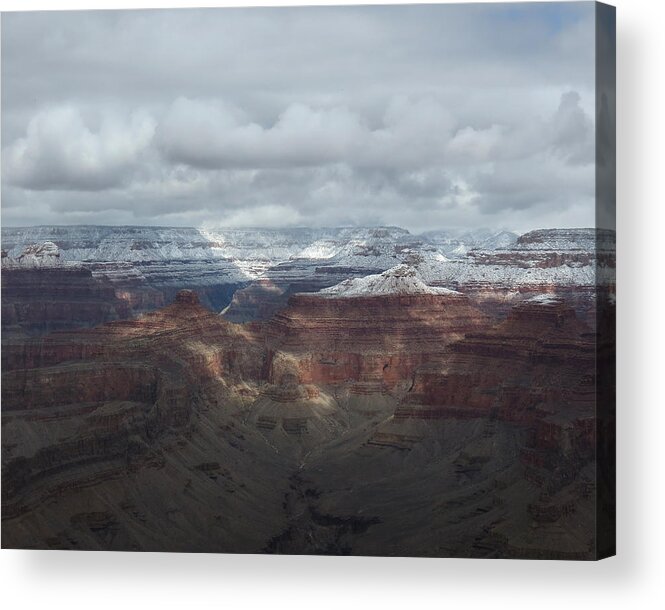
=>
[2,283,607,558]
[266,288,490,388]
[363,296,597,558]
[402,296,594,420]
[3,226,614,331]
[222,279,288,323]
[1,266,132,337]
[1,290,276,546]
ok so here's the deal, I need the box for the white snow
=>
[415,255,597,288]
[318,264,461,298]
[525,294,563,305]
[293,241,338,260]
[2,241,68,268]
[0,226,614,292]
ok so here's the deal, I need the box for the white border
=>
[1,1,662,608]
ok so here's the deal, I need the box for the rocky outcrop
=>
[1,290,270,532]
[12,241,61,267]
[265,269,490,388]
[0,240,138,337]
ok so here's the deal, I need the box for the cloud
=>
[157,97,367,169]
[548,90,594,165]
[1,3,597,232]
[216,204,304,229]
[447,125,504,163]
[3,106,155,191]
[1,90,595,232]
[155,94,459,172]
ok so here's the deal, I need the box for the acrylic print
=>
[1,2,616,559]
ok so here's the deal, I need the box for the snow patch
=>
[318,264,461,298]
[2,241,65,268]
[525,294,563,305]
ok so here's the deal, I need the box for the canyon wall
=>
[1,278,609,558]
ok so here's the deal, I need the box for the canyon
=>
[1,236,615,557]
[1,225,613,335]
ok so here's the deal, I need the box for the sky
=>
[1,2,597,232]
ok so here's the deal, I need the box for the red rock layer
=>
[403,299,594,411]
[1,267,131,337]
[398,298,597,464]
[2,364,159,410]
[2,290,266,394]
[1,287,610,557]
[265,292,491,387]
[463,285,599,327]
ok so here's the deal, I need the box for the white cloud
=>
[3,106,155,191]
[1,3,597,231]
[447,125,504,163]
[214,204,304,229]
[157,97,367,169]
[548,90,595,164]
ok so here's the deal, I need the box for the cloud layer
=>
[1,4,597,232]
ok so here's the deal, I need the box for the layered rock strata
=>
[2,281,607,558]
[2,226,614,331]
[1,266,131,337]
[265,267,490,389]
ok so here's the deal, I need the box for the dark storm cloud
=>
[1,3,597,232]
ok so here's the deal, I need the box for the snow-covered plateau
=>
[1,225,615,318]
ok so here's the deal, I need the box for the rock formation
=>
[1,235,612,558]
[1,266,132,338]
[2,226,614,332]
[265,266,490,389]
[417,228,616,326]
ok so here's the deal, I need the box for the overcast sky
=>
[1,3,597,232]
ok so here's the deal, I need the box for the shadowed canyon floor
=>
[2,279,609,558]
